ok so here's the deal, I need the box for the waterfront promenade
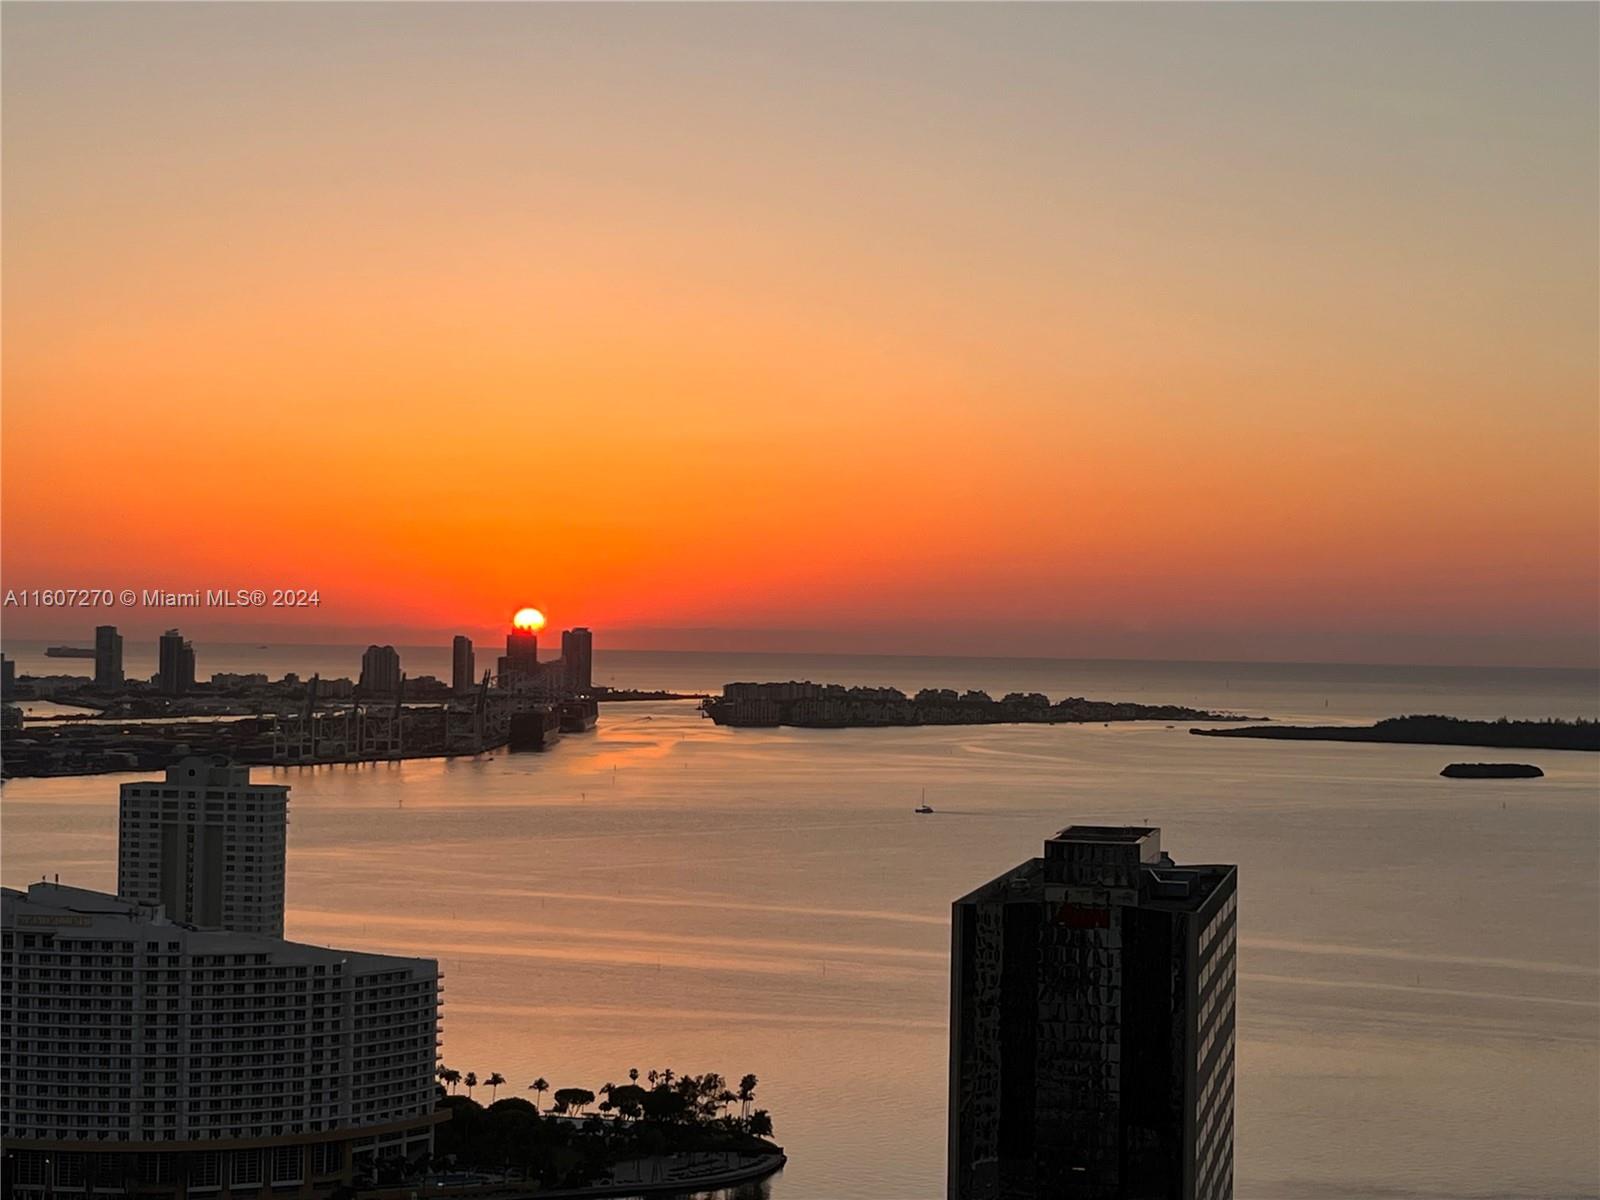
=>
[372,1152,786,1200]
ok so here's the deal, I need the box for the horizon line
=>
[2,632,1594,678]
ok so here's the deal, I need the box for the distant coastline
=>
[593,687,710,702]
[1190,715,1598,752]
[703,681,1258,729]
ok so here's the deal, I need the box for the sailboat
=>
[915,788,934,814]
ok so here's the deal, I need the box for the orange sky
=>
[3,4,1596,666]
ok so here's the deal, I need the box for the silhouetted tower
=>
[94,624,124,687]
[451,635,475,694]
[157,629,195,696]
[561,627,594,694]
[503,627,538,682]
[359,645,402,695]
[949,826,1237,1200]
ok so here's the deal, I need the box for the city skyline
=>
[3,3,1595,670]
[2,5,1595,1199]
[5,613,1598,672]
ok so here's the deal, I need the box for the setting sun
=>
[0,8,1594,1199]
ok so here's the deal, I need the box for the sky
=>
[2,3,1596,667]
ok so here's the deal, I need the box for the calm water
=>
[3,652,1597,1199]
[6,641,1597,725]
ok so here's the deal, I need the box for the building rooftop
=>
[1044,824,1164,866]
[5,881,155,918]
[3,881,435,975]
[1052,825,1159,843]
[136,754,282,790]
[955,825,1234,914]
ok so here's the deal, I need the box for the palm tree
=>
[661,1068,675,1089]
[440,1068,462,1095]
[485,1073,506,1102]
[693,1073,724,1120]
[647,1070,658,1088]
[464,1071,478,1099]
[529,1077,549,1111]
[737,1074,759,1122]
[628,1068,639,1088]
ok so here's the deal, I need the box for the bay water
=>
[3,650,1596,1198]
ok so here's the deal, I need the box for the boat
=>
[508,705,563,752]
[915,804,934,814]
[559,697,599,733]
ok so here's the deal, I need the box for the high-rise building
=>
[452,635,475,694]
[1,881,441,1198]
[502,627,538,683]
[156,628,196,696]
[94,624,124,687]
[948,826,1237,1200]
[561,627,594,694]
[117,757,289,936]
[0,654,14,697]
[359,645,402,695]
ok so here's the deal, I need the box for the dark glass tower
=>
[452,635,475,694]
[358,644,402,695]
[157,628,195,696]
[561,627,593,693]
[503,628,539,680]
[94,624,123,686]
[949,826,1237,1200]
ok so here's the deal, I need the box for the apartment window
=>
[230,1150,262,1187]
[269,1146,302,1185]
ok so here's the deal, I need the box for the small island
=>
[1440,762,1544,779]
[593,686,711,702]
[1190,715,1597,752]
[704,681,1257,728]
[414,1066,783,1198]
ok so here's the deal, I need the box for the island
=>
[593,686,711,702]
[419,1066,784,1197]
[1189,715,1598,752]
[703,681,1257,728]
[1440,762,1544,779]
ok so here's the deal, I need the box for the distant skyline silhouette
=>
[0,616,1593,671]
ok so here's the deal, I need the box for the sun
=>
[511,607,546,632]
